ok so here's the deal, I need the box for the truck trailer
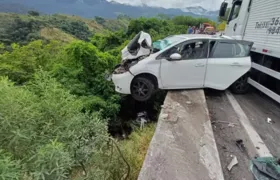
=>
[219,0,280,103]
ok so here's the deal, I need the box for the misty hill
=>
[0,0,219,20]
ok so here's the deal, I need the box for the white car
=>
[112,31,253,101]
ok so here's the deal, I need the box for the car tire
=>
[230,74,250,94]
[131,77,155,101]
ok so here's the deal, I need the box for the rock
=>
[160,113,168,119]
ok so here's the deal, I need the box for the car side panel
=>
[160,58,207,89]
[129,56,163,88]
[204,57,251,90]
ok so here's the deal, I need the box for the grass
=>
[119,123,156,179]
[70,123,157,180]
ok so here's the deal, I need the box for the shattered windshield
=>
[152,36,183,51]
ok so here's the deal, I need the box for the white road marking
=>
[226,91,272,157]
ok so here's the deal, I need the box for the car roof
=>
[171,34,232,40]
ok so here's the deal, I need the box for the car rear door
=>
[159,39,209,89]
[204,40,253,90]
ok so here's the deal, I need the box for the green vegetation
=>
[0,13,129,45]
[0,13,215,179]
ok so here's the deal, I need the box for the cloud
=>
[108,0,225,10]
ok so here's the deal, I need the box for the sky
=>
[108,0,228,10]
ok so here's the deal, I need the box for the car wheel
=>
[230,75,250,94]
[131,77,155,101]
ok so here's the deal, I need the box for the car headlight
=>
[113,66,128,74]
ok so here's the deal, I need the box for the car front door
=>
[205,40,253,90]
[159,39,209,89]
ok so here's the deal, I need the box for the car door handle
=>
[195,63,205,67]
[231,62,242,67]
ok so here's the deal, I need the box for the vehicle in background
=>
[219,0,280,103]
[201,23,216,35]
[111,33,253,101]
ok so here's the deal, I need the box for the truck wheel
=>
[131,77,155,102]
[230,75,250,94]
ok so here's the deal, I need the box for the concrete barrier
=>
[138,90,224,180]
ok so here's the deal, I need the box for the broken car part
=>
[227,155,238,171]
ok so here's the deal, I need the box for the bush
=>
[0,40,64,84]
[0,150,21,180]
[52,41,121,119]
[30,141,73,180]
[89,124,156,180]
[0,72,108,179]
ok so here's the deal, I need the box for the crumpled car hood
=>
[121,31,152,61]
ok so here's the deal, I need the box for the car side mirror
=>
[169,53,182,60]
[219,2,228,17]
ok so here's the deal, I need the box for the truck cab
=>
[220,0,252,39]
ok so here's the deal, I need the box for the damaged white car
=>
[111,31,253,101]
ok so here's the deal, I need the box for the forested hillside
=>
[0,13,216,179]
[0,12,130,45]
[0,0,219,20]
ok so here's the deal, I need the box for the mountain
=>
[181,6,218,17]
[0,0,218,20]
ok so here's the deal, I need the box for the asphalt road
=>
[206,88,280,180]
[205,90,254,180]
[234,89,280,157]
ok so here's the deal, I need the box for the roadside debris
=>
[236,139,246,152]
[211,121,238,127]
[136,111,149,130]
[227,155,238,171]
[267,117,275,124]
[228,123,235,127]
[186,101,192,105]
[250,157,280,180]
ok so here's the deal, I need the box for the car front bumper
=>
[112,71,134,94]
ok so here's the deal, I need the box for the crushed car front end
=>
[111,62,135,94]
[111,31,153,94]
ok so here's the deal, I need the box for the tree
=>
[95,16,106,25]
[0,17,40,45]
[28,10,40,16]
[60,20,92,41]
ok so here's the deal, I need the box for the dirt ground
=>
[205,90,254,180]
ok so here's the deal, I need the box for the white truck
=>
[219,0,280,103]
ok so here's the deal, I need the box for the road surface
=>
[206,88,280,180]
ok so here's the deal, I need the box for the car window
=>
[180,40,208,59]
[209,41,216,53]
[228,1,241,23]
[152,36,183,51]
[158,45,181,59]
[211,41,251,58]
[158,40,208,60]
